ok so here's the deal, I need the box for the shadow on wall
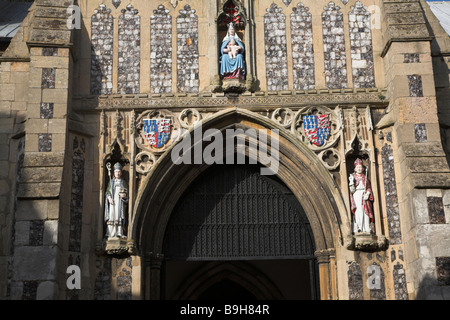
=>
[421,2,450,166]
[415,274,450,300]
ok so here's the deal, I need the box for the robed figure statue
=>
[220,22,245,80]
[349,158,374,233]
[105,162,128,238]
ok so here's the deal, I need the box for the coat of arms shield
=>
[143,119,172,148]
[303,114,331,146]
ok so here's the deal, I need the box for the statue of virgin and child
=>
[220,22,245,80]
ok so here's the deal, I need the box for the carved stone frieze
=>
[72,89,387,111]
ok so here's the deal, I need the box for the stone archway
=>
[132,108,348,300]
[172,262,284,300]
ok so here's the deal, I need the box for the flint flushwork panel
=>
[116,257,132,300]
[393,263,409,300]
[322,2,347,89]
[176,6,199,93]
[436,257,450,285]
[414,123,427,143]
[151,5,172,94]
[264,4,289,92]
[348,261,363,300]
[349,2,375,88]
[291,3,315,90]
[41,68,56,89]
[94,257,111,300]
[38,134,52,152]
[40,103,54,119]
[369,263,386,300]
[118,5,141,94]
[408,75,423,97]
[69,137,85,252]
[427,196,446,224]
[381,144,402,244]
[91,6,113,95]
[404,53,420,63]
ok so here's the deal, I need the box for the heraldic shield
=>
[143,119,172,148]
[303,114,331,146]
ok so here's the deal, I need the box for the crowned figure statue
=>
[220,22,245,80]
[349,158,374,233]
[105,162,128,239]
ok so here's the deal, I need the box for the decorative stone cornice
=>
[72,88,388,112]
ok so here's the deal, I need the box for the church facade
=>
[0,0,449,300]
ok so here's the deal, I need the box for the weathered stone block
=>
[43,220,58,245]
[23,152,65,167]
[16,200,49,220]
[20,167,63,183]
[36,281,56,300]
[12,246,58,281]
[17,182,61,199]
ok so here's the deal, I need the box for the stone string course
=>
[322,2,347,89]
[150,5,172,94]
[349,1,375,89]
[264,4,289,92]
[90,5,113,95]
[176,5,199,93]
[118,5,140,94]
[291,3,315,91]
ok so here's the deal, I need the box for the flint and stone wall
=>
[0,0,449,301]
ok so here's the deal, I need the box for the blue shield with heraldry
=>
[303,115,331,146]
[143,119,172,148]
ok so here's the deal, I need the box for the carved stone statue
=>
[220,22,245,80]
[349,158,373,233]
[105,162,128,238]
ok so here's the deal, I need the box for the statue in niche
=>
[220,22,245,80]
[349,158,374,234]
[104,162,128,239]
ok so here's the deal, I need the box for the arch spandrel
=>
[131,108,350,256]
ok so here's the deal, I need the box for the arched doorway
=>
[162,164,319,300]
[133,108,346,300]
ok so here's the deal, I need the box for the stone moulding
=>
[345,233,389,252]
[73,88,388,111]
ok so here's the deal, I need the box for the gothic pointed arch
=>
[131,108,349,256]
[172,262,284,300]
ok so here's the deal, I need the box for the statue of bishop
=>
[105,162,128,238]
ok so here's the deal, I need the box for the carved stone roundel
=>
[135,151,157,175]
[271,108,294,128]
[135,109,181,155]
[179,108,202,129]
[291,106,340,152]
